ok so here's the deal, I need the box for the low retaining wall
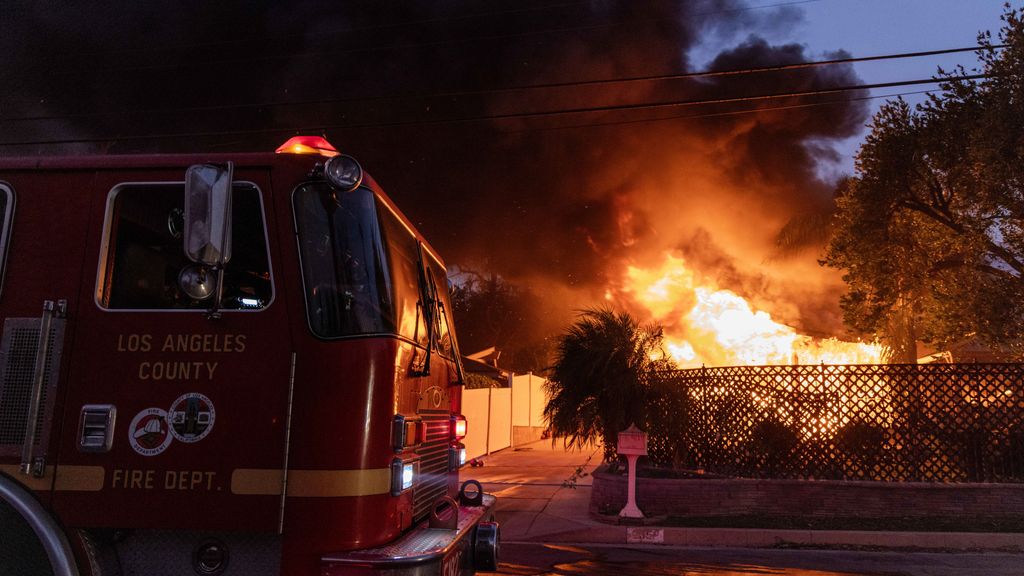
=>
[513,425,546,446]
[591,469,1024,520]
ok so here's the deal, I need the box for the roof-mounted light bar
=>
[275,136,339,157]
[276,136,363,191]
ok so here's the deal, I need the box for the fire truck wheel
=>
[74,529,124,576]
[0,475,80,576]
[473,521,499,572]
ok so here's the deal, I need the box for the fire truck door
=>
[52,169,292,532]
[0,172,94,505]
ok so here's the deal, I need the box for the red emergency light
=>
[451,415,467,441]
[275,136,339,157]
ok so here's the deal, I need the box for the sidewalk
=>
[459,440,1024,552]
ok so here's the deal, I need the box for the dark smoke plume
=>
[0,0,869,339]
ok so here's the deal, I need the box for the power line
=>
[0,45,999,125]
[0,74,989,148]
[497,89,941,135]
[318,74,991,129]
[381,45,1002,100]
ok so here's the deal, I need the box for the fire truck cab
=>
[0,137,498,575]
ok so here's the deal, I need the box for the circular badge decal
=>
[423,386,443,409]
[128,408,173,456]
[168,392,216,443]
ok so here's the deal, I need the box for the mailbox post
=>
[617,424,647,519]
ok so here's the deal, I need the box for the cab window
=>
[379,207,428,347]
[98,183,272,310]
[426,257,455,360]
[378,204,454,357]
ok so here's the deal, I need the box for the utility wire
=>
[473,45,1000,96]
[0,45,999,124]
[0,74,989,147]
[308,74,990,130]
[498,88,940,135]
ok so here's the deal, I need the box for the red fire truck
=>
[0,136,498,575]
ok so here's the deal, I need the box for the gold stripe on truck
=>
[55,465,105,491]
[0,465,104,492]
[231,468,391,497]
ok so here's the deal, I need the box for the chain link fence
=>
[657,364,1024,482]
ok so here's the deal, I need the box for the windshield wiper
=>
[414,242,435,376]
[435,294,466,385]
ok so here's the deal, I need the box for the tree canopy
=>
[823,6,1024,360]
[450,271,553,373]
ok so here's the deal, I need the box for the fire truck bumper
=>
[321,493,498,575]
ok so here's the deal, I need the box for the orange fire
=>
[612,254,881,367]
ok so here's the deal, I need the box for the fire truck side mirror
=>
[184,163,234,266]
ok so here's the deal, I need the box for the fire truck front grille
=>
[413,411,450,520]
[0,318,64,453]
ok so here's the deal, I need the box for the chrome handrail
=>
[20,299,64,477]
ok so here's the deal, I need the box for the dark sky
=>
[0,0,872,337]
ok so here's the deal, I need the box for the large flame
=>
[613,254,881,367]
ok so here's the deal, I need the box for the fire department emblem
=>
[168,392,216,443]
[128,408,173,456]
[422,386,444,409]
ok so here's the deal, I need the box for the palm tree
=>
[543,308,674,461]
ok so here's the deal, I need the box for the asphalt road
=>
[483,542,1024,576]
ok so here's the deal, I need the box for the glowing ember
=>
[616,254,881,367]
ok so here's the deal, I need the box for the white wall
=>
[511,375,530,427]
[529,375,545,428]
[488,387,512,453]
[511,373,546,427]
[461,377,538,461]
[462,388,490,461]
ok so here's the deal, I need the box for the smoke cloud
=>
[0,1,869,339]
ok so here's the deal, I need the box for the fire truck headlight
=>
[391,458,418,496]
[325,154,363,192]
[449,443,467,471]
[403,463,415,488]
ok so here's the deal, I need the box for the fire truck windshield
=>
[294,183,396,337]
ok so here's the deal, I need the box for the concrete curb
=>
[517,524,1024,551]
[590,469,1024,525]
[465,441,1024,554]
